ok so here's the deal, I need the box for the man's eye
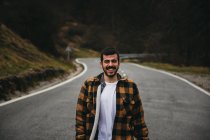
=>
[104,60,110,63]
[112,60,117,63]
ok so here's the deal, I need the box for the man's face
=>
[100,54,120,78]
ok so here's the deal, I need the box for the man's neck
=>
[103,74,118,83]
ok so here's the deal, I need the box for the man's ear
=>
[100,61,102,69]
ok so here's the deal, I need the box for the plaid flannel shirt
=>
[76,73,149,140]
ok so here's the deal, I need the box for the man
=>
[76,47,149,140]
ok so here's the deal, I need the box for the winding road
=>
[0,58,210,140]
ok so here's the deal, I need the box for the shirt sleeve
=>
[132,83,149,140]
[75,81,87,140]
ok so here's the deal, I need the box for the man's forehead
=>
[103,54,118,60]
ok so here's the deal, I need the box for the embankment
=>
[0,67,65,101]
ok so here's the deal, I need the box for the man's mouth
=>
[104,66,118,77]
[106,67,116,74]
[106,66,116,70]
[107,69,114,72]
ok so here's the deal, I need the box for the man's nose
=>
[108,61,114,66]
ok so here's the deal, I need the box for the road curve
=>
[0,58,209,140]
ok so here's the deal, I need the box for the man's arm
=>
[76,82,87,140]
[132,83,149,140]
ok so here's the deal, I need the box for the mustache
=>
[106,66,116,70]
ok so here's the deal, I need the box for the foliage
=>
[0,0,209,66]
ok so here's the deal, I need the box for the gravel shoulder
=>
[171,72,210,93]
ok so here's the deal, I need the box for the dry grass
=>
[72,47,100,58]
[140,62,210,74]
[0,24,73,78]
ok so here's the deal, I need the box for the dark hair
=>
[100,47,120,62]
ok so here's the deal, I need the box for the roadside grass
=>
[140,62,210,74]
[0,44,74,78]
[72,47,100,58]
[122,59,210,74]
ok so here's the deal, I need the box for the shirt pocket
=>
[118,96,135,118]
[122,97,135,116]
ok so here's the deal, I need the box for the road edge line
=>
[0,58,87,107]
[131,63,210,97]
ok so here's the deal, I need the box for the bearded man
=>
[76,47,149,140]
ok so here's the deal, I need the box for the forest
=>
[0,0,209,66]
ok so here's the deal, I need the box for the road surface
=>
[0,58,210,140]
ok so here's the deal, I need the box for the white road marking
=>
[131,63,210,97]
[0,59,87,107]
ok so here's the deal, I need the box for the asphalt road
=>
[0,58,210,140]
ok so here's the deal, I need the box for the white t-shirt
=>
[98,81,117,140]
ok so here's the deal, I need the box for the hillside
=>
[0,24,74,100]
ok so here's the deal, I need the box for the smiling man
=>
[76,47,149,140]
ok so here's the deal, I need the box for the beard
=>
[102,65,119,78]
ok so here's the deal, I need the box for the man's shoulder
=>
[84,76,99,83]
[86,76,95,82]
[84,73,102,83]
[127,78,135,83]
[121,78,135,84]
